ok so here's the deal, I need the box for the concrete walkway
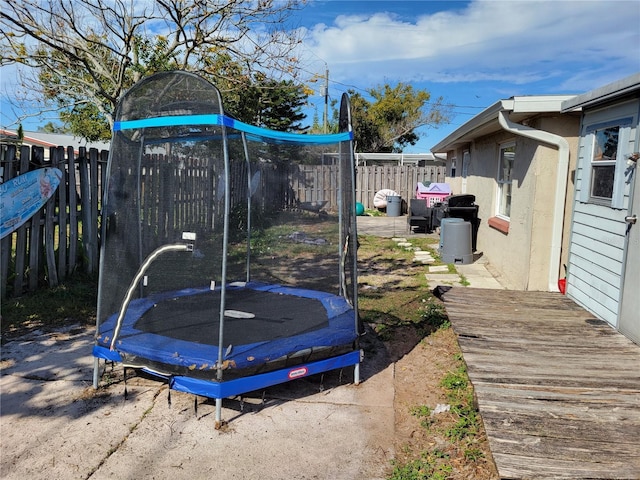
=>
[357,214,506,290]
[0,323,396,480]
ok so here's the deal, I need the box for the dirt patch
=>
[389,326,498,479]
[357,234,499,479]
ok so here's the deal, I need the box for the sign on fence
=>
[1,167,63,239]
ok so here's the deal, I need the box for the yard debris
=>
[286,231,328,245]
[431,403,451,416]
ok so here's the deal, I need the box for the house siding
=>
[445,116,579,291]
[458,135,535,290]
[566,99,639,327]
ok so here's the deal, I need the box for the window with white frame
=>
[589,125,618,200]
[462,150,470,177]
[580,116,633,208]
[497,142,515,218]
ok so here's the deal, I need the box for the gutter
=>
[498,110,569,292]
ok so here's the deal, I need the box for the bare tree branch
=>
[0,0,305,133]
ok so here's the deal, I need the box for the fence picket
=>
[89,149,100,270]
[355,165,445,209]
[52,146,67,281]
[1,145,17,299]
[68,147,78,274]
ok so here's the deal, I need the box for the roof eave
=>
[432,95,576,153]
[561,73,640,112]
[431,99,510,153]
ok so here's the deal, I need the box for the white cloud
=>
[299,0,640,86]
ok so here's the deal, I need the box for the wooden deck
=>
[439,287,640,479]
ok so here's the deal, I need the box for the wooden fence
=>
[0,143,445,298]
[1,144,107,299]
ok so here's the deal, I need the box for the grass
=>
[363,209,384,217]
[357,235,445,332]
[389,454,453,480]
[1,272,98,339]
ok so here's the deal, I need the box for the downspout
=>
[498,110,569,292]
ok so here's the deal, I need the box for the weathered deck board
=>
[440,287,640,480]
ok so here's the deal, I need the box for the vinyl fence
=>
[1,142,445,298]
[355,164,445,209]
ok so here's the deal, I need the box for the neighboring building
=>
[561,73,640,344]
[0,130,110,161]
[431,96,581,291]
[354,152,445,166]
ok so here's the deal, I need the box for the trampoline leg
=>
[215,398,223,429]
[92,357,100,389]
[354,362,361,385]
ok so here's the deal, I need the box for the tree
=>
[349,82,451,153]
[307,99,339,135]
[0,0,305,140]
[250,78,308,132]
[218,67,309,132]
[39,122,70,134]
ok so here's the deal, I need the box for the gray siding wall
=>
[567,100,639,326]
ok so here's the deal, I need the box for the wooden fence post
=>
[28,147,45,292]
[78,147,94,273]
[67,147,78,275]
[0,144,17,299]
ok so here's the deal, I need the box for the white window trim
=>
[462,150,470,178]
[461,150,470,194]
[580,117,633,208]
[496,141,515,220]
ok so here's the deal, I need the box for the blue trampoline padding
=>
[92,347,360,399]
[95,282,358,375]
[169,350,361,398]
[93,346,122,362]
[114,113,353,145]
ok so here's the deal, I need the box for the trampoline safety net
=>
[92,71,361,414]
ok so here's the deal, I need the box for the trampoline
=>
[92,71,361,427]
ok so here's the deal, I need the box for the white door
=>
[619,162,640,345]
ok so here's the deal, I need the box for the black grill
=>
[446,194,476,208]
[432,194,480,251]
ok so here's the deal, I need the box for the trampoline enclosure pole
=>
[92,357,100,388]
[215,398,222,427]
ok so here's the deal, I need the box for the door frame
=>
[619,155,640,345]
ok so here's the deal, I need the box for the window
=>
[497,143,515,218]
[462,150,470,178]
[581,116,633,208]
[590,125,618,200]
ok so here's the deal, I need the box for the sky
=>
[1,0,640,152]
[290,0,640,151]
